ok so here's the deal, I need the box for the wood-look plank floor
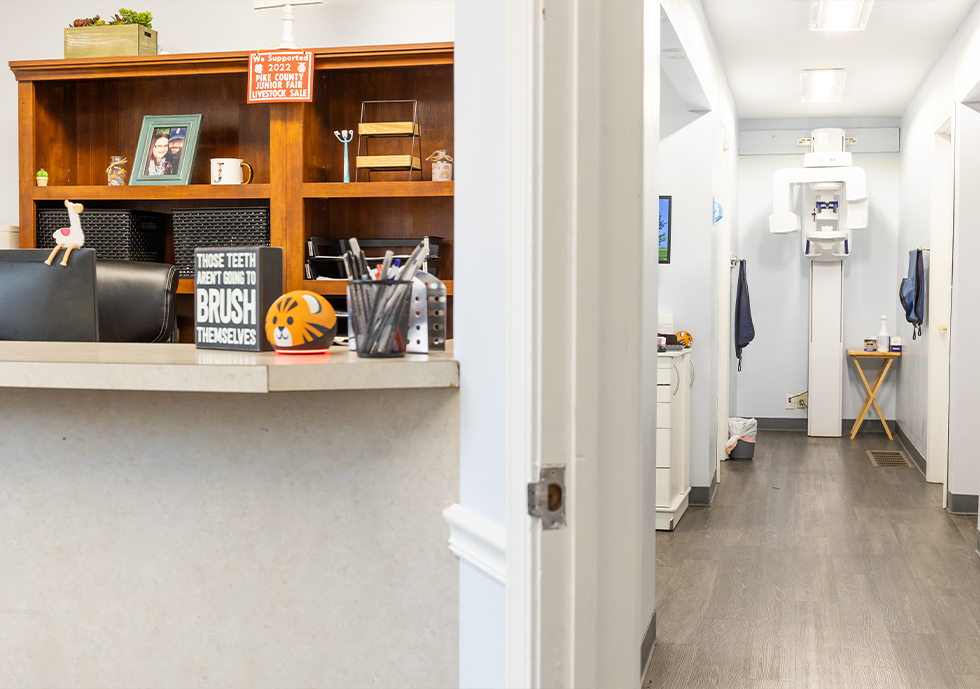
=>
[644,431,980,689]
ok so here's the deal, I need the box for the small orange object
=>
[265,290,337,354]
[675,331,693,347]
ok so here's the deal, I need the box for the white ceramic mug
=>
[211,158,254,185]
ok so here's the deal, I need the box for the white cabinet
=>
[656,349,692,530]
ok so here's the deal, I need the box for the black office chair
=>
[0,248,100,341]
[0,251,179,343]
[96,260,179,342]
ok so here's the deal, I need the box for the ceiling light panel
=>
[810,0,874,31]
[801,69,847,102]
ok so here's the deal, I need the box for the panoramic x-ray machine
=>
[769,128,868,437]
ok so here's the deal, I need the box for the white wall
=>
[660,67,702,139]
[948,103,980,503]
[642,0,661,655]
[898,96,949,461]
[659,114,714,487]
[0,0,454,227]
[453,0,506,685]
[657,0,738,492]
[736,138,900,422]
[458,562,505,688]
[898,0,980,503]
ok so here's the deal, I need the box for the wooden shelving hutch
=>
[11,43,454,338]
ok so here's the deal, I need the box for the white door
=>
[947,102,980,507]
[505,1,650,688]
[926,113,952,491]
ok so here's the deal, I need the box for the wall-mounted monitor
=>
[659,195,671,264]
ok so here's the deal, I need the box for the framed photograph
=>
[130,114,202,185]
[659,195,672,264]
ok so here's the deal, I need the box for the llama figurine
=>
[45,199,85,267]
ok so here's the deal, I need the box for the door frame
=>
[946,100,980,511]
[503,1,536,684]
[926,108,953,497]
[503,0,649,687]
[716,123,734,477]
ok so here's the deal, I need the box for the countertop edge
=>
[0,348,460,394]
[0,361,271,394]
[267,359,459,392]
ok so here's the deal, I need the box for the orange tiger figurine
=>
[265,290,337,354]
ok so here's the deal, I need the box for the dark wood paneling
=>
[309,65,454,183]
[33,81,76,185]
[34,74,271,188]
[306,197,453,281]
[18,81,36,247]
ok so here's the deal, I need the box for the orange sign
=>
[247,50,314,103]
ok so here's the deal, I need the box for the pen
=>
[380,250,393,280]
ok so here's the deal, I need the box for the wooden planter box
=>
[64,24,157,59]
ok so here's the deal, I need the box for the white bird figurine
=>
[45,199,85,267]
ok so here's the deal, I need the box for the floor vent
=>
[867,450,912,468]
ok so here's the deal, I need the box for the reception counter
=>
[0,342,459,687]
[0,341,459,393]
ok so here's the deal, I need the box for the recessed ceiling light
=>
[810,0,874,31]
[801,69,846,102]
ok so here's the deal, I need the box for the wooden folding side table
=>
[846,349,901,440]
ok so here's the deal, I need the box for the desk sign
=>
[247,50,314,103]
[195,246,283,351]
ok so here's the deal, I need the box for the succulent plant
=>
[117,8,152,28]
[69,15,102,27]
[71,8,152,29]
[35,169,48,177]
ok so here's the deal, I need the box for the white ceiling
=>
[701,0,979,119]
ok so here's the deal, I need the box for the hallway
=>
[644,431,980,688]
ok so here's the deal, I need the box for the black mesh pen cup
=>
[348,279,413,358]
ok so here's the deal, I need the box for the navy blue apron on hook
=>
[735,259,755,371]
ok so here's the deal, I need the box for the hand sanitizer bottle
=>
[877,315,890,353]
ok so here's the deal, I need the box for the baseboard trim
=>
[756,417,807,431]
[755,418,897,434]
[946,492,979,516]
[844,418,897,434]
[689,470,718,506]
[442,503,506,584]
[640,611,656,679]
[894,423,926,478]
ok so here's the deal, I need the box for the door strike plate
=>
[528,465,566,530]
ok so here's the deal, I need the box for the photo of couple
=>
[145,126,187,176]
[131,114,201,186]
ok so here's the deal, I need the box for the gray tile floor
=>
[643,430,980,689]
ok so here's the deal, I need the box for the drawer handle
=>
[690,360,695,387]
[673,364,679,396]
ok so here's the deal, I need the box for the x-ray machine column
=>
[769,128,868,437]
